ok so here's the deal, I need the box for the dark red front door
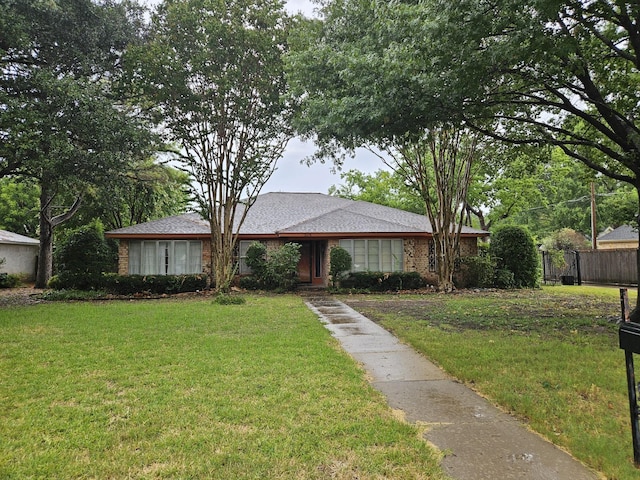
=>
[297,242,312,283]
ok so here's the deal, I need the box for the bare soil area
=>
[0,284,46,307]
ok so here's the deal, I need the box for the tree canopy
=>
[0,0,153,287]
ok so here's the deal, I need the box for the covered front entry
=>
[297,240,326,285]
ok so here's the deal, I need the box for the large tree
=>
[0,0,152,287]
[289,0,640,295]
[128,0,294,292]
[288,2,481,291]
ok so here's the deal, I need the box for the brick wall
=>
[117,240,129,275]
[201,239,211,276]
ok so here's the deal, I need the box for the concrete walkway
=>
[304,296,601,480]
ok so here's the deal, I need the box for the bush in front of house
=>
[489,225,539,288]
[329,246,352,288]
[101,273,207,295]
[243,242,301,291]
[50,220,118,290]
[48,273,207,295]
[339,271,426,292]
[54,220,118,278]
[457,255,495,289]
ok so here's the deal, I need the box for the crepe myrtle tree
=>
[127,0,295,292]
[288,4,479,291]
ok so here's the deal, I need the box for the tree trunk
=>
[35,188,54,288]
[34,183,83,289]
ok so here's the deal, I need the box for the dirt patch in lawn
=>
[341,289,623,335]
[0,284,46,307]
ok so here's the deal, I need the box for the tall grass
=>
[0,296,446,479]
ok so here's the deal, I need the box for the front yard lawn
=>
[342,285,638,480]
[0,295,446,479]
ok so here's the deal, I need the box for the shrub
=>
[329,246,352,288]
[243,242,301,291]
[264,243,301,291]
[101,273,207,295]
[0,272,20,288]
[494,268,516,289]
[239,275,261,290]
[48,272,103,291]
[458,255,495,288]
[48,273,207,295]
[489,225,539,288]
[245,241,267,279]
[339,272,426,292]
[213,294,246,305]
[54,220,117,278]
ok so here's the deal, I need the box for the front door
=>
[296,241,326,285]
[297,242,312,283]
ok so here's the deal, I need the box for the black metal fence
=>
[541,249,638,286]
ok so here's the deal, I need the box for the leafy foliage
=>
[542,228,590,252]
[489,226,540,288]
[0,0,154,287]
[329,246,352,288]
[49,273,207,295]
[243,242,301,291]
[329,169,424,214]
[457,256,496,289]
[212,294,246,305]
[339,272,426,292]
[244,241,268,280]
[54,220,117,277]
[0,273,20,289]
[0,177,39,236]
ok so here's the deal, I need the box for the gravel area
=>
[0,285,46,307]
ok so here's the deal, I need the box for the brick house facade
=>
[107,193,486,287]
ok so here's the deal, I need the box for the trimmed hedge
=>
[49,273,208,295]
[339,271,426,292]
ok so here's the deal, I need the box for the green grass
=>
[0,295,447,479]
[342,285,639,480]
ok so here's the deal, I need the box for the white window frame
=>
[128,240,202,275]
[339,239,403,272]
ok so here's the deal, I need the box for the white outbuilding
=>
[0,229,39,281]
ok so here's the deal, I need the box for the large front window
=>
[128,240,202,275]
[339,239,403,272]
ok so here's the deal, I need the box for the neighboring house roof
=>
[0,229,39,246]
[106,192,487,238]
[598,225,638,243]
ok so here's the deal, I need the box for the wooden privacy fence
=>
[541,249,638,286]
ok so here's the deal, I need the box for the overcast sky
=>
[142,0,389,194]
